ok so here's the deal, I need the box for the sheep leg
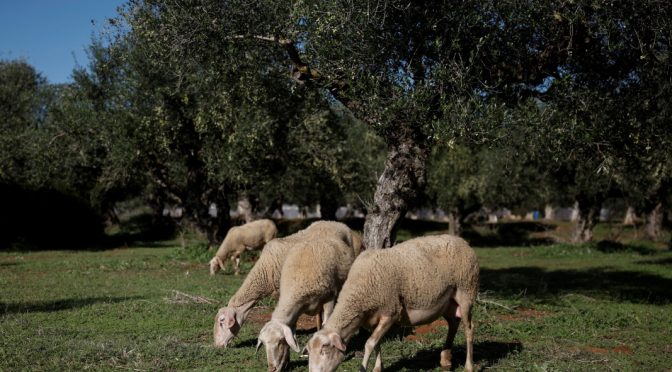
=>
[216,256,227,273]
[440,301,461,370]
[455,291,475,372]
[372,343,383,372]
[322,300,335,325]
[360,315,394,372]
[232,255,241,275]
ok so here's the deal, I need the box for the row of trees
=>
[1,0,671,247]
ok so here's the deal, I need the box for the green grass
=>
[2,234,671,371]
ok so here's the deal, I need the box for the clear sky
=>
[0,1,125,84]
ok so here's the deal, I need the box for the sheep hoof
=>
[440,350,452,370]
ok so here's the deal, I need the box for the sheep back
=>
[274,236,355,317]
[330,234,479,326]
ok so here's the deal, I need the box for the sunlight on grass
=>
[1,233,671,371]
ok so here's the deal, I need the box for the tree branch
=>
[227,34,354,108]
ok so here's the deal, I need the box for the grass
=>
[1,223,671,371]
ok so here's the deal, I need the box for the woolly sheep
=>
[305,234,480,372]
[213,221,360,348]
[209,219,277,276]
[256,232,359,372]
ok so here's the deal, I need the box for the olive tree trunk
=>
[237,195,254,223]
[646,202,663,241]
[544,204,555,220]
[623,206,636,225]
[572,197,601,243]
[447,208,463,236]
[363,131,428,249]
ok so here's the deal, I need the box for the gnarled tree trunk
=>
[363,128,428,249]
[646,202,663,241]
[237,194,255,223]
[544,204,555,220]
[572,196,602,243]
[447,208,462,236]
[623,206,636,225]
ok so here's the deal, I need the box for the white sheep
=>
[256,232,359,372]
[305,234,480,372]
[213,221,360,348]
[209,219,277,276]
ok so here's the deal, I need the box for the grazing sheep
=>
[213,221,359,348]
[305,234,480,372]
[257,234,358,372]
[209,219,277,276]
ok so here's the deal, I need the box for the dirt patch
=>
[296,314,320,331]
[247,307,273,324]
[585,345,633,355]
[405,319,447,342]
[497,307,552,322]
[246,307,319,331]
[586,347,609,354]
[612,345,633,354]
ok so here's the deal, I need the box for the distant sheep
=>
[305,234,480,372]
[209,219,277,276]
[257,232,358,372]
[213,221,360,348]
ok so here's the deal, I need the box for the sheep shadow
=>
[385,340,523,371]
[480,266,672,304]
[0,296,143,315]
[231,337,258,349]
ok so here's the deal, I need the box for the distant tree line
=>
[1,1,670,248]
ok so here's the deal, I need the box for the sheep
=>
[256,232,359,372]
[213,221,360,348]
[209,219,277,276]
[305,234,480,372]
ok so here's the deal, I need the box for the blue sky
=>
[0,1,125,84]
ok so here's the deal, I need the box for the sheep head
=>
[213,307,239,347]
[209,256,225,275]
[257,319,299,372]
[306,329,346,372]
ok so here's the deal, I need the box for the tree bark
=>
[645,202,663,241]
[623,206,636,225]
[237,195,254,223]
[570,201,580,222]
[447,208,462,236]
[572,197,601,243]
[544,204,555,220]
[363,129,428,249]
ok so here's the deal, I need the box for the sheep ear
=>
[255,339,263,354]
[224,315,236,329]
[281,323,300,352]
[220,308,236,329]
[329,333,346,352]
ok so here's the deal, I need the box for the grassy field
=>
[1,222,671,371]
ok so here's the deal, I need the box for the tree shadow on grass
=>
[463,222,558,248]
[637,257,672,266]
[0,296,143,315]
[594,240,659,255]
[385,341,523,371]
[481,266,672,304]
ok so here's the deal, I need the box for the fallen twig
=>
[164,290,215,305]
[477,298,515,312]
